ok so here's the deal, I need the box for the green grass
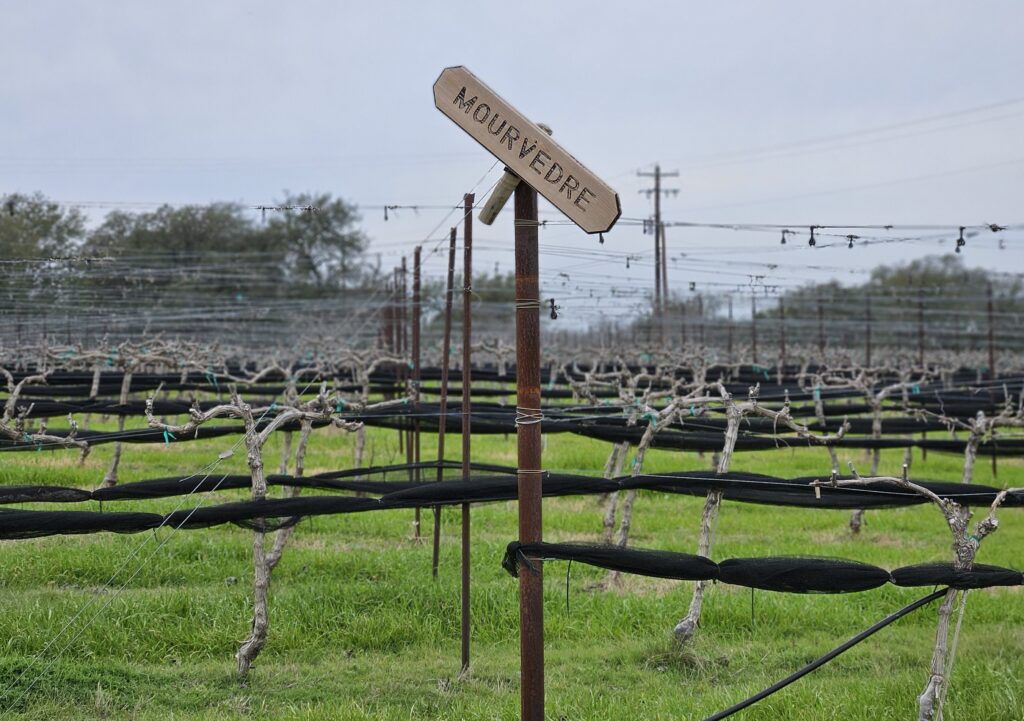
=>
[0,419,1022,720]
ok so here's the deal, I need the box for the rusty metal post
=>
[987,282,995,378]
[817,294,825,359]
[398,260,415,533]
[865,296,873,367]
[514,182,544,721]
[401,257,409,354]
[778,296,786,368]
[660,222,669,344]
[750,295,758,365]
[433,227,457,579]
[460,192,474,673]
[654,219,662,321]
[727,295,734,361]
[412,247,422,542]
[680,294,688,348]
[917,291,925,367]
[989,276,998,476]
[385,280,395,353]
[395,266,405,456]
[696,292,704,347]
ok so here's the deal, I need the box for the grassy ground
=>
[0,418,1022,720]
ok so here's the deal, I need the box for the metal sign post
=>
[433,66,620,721]
[513,181,544,720]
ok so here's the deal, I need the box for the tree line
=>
[641,254,1024,353]
[1,191,373,293]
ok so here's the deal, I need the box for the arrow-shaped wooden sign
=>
[433,66,620,234]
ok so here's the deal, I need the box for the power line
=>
[682,156,1024,212]
[676,96,1024,166]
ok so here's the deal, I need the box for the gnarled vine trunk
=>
[101,370,133,488]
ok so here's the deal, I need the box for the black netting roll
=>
[891,563,1024,589]
[0,509,164,539]
[381,473,617,508]
[93,474,255,500]
[0,486,93,504]
[7,466,1022,510]
[505,541,719,581]
[164,495,381,530]
[716,557,892,593]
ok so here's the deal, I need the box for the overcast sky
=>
[3,1,1022,322]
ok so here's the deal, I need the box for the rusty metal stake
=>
[750,295,758,365]
[987,282,995,379]
[433,227,457,579]
[461,192,474,674]
[865,296,872,367]
[778,296,786,369]
[412,246,422,542]
[514,182,544,721]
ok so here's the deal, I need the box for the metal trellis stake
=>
[461,192,474,674]
[432,227,457,579]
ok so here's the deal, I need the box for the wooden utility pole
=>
[461,193,474,673]
[638,164,678,343]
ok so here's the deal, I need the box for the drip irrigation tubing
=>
[701,588,949,720]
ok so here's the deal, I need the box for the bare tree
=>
[846,368,929,533]
[0,368,90,457]
[145,385,390,680]
[675,383,848,645]
[811,464,1016,721]
[922,392,1024,484]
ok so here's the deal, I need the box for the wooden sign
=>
[433,66,620,234]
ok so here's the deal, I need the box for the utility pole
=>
[638,164,678,343]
